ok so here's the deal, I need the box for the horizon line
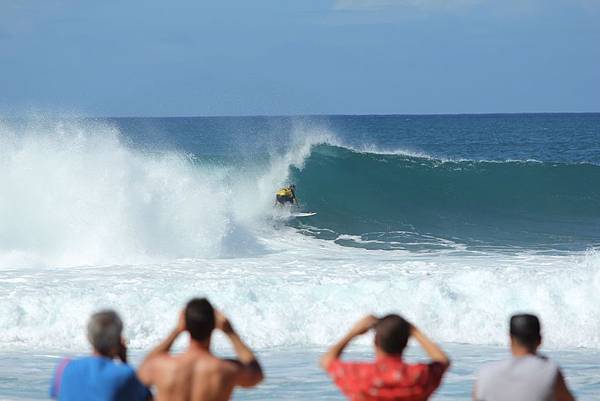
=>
[39,111,600,120]
[2,110,600,120]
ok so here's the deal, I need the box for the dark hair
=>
[510,314,541,350]
[374,314,410,355]
[87,310,123,356]
[185,298,215,341]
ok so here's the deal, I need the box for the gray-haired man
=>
[50,310,151,401]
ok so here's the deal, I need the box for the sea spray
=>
[0,119,336,267]
[0,120,232,266]
[0,246,599,351]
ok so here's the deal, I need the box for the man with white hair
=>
[50,310,151,401]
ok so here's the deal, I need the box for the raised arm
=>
[138,310,185,383]
[216,310,264,387]
[410,324,450,365]
[320,315,378,370]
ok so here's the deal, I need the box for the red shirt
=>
[327,356,448,401]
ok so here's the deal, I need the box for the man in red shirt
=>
[320,314,450,401]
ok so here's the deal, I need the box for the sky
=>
[0,0,599,116]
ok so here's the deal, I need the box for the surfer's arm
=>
[320,315,377,370]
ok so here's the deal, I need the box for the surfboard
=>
[292,212,317,218]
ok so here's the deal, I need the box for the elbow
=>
[255,370,265,385]
[437,354,451,367]
[241,369,265,387]
[319,355,332,371]
[240,362,264,387]
[252,364,265,386]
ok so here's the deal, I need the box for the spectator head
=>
[510,314,542,352]
[185,298,216,342]
[87,310,123,357]
[374,314,411,355]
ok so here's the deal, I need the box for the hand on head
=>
[215,310,234,335]
[349,314,420,339]
[176,309,187,334]
[350,315,379,336]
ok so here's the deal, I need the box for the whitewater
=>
[1,114,599,400]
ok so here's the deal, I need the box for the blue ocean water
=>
[111,113,600,251]
[0,113,599,400]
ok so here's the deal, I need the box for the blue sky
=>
[1,0,599,116]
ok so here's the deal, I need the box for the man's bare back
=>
[138,299,263,401]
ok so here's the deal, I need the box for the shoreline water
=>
[3,344,599,400]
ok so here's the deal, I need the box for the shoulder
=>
[327,359,375,378]
[528,354,560,379]
[113,362,138,376]
[477,358,509,378]
[401,361,448,387]
[139,353,184,384]
[141,352,180,374]
[475,358,513,391]
[145,353,176,366]
[406,360,448,371]
[55,357,73,370]
[61,356,99,372]
[474,359,510,398]
[511,354,560,376]
[533,354,559,369]
[62,356,87,366]
[74,357,138,381]
[186,357,243,382]
[93,359,141,384]
[220,357,251,374]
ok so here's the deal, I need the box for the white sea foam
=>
[0,238,599,352]
[0,119,332,267]
[342,142,555,164]
[348,144,441,160]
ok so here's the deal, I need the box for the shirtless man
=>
[138,298,263,401]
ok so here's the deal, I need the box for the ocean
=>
[0,113,599,399]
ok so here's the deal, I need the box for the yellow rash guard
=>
[276,188,294,197]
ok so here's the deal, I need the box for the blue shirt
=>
[50,356,151,401]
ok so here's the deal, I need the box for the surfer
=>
[275,184,298,206]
